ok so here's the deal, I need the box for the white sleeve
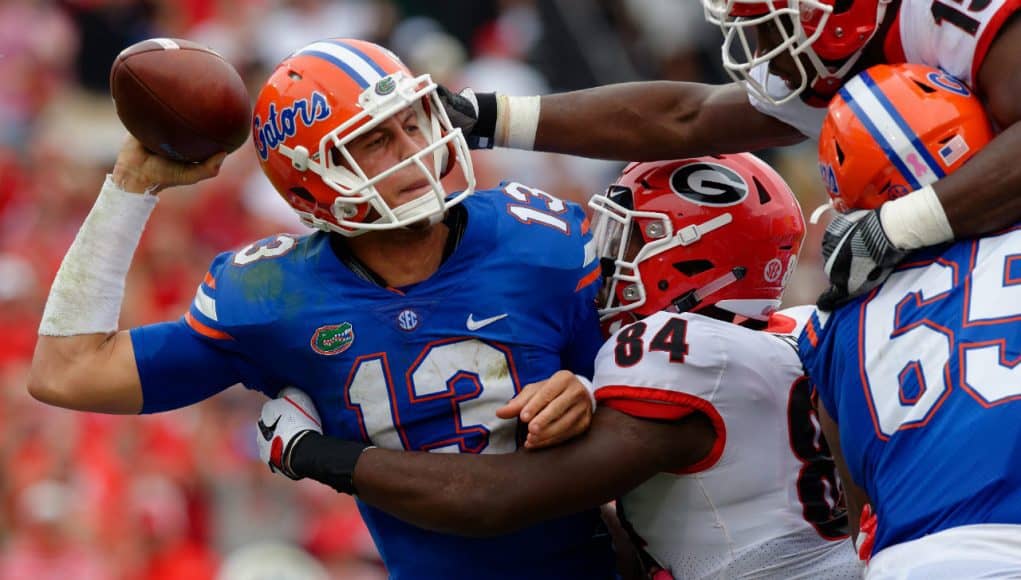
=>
[898,0,1021,87]
[592,312,728,419]
[746,64,828,139]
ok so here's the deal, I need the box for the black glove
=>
[817,209,907,311]
[436,86,497,149]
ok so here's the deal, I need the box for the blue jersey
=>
[799,227,1021,555]
[130,183,612,578]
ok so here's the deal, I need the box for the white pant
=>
[867,524,1021,580]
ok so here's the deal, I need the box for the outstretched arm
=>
[284,406,714,537]
[442,81,804,161]
[533,81,805,161]
[352,407,713,536]
[28,138,226,413]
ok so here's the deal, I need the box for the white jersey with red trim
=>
[749,0,1021,137]
[592,308,861,579]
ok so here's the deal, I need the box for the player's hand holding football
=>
[497,370,595,449]
[112,136,226,195]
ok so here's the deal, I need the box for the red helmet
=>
[589,154,806,328]
[703,0,893,104]
[253,38,475,237]
[818,63,994,211]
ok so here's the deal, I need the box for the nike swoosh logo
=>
[258,416,280,442]
[466,313,508,331]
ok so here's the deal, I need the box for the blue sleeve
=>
[562,269,602,378]
[797,311,839,421]
[132,248,286,413]
[555,200,603,378]
[131,320,259,413]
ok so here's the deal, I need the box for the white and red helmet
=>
[703,0,893,104]
[589,154,806,328]
[253,38,475,236]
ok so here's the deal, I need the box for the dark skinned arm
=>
[352,407,715,537]
[533,82,806,161]
[817,402,870,541]
[938,13,1021,238]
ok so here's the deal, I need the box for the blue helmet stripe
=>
[326,40,389,77]
[296,49,370,88]
[861,70,945,180]
[838,84,922,190]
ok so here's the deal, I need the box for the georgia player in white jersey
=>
[711,0,1019,135]
[440,0,1021,311]
[258,154,862,579]
[588,155,856,577]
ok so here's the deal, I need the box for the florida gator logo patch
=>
[311,322,354,355]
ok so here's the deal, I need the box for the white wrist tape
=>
[574,374,597,413]
[39,175,158,336]
[879,185,954,250]
[495,95,541,150]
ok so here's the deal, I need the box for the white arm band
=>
[495,95,541,150]
[879,185,954,250]
[574,374,597,413]
[39,175,158,336]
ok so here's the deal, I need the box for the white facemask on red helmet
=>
[703,0,892,104]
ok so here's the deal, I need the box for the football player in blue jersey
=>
[29,39,613,579]
[258,154,866,579]
[799,63,1021,578]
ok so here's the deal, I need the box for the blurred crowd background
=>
[0,0,830,578]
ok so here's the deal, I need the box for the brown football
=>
[110,38,251,163]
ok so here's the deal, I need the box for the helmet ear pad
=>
[418,95,456,178]
[440,141,456,177]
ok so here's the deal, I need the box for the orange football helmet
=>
[703,0,893,104]
[818,63,994,212]
[253,39,475,236]
[589,154,805,328]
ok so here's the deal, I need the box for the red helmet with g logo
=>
[589,154,806,328]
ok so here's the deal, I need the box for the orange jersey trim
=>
[185,311,234,341]
[575,266,601,292]
[804,318,820,348]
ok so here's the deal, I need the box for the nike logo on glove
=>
[258,416,280,441]
[466,313,508,331]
